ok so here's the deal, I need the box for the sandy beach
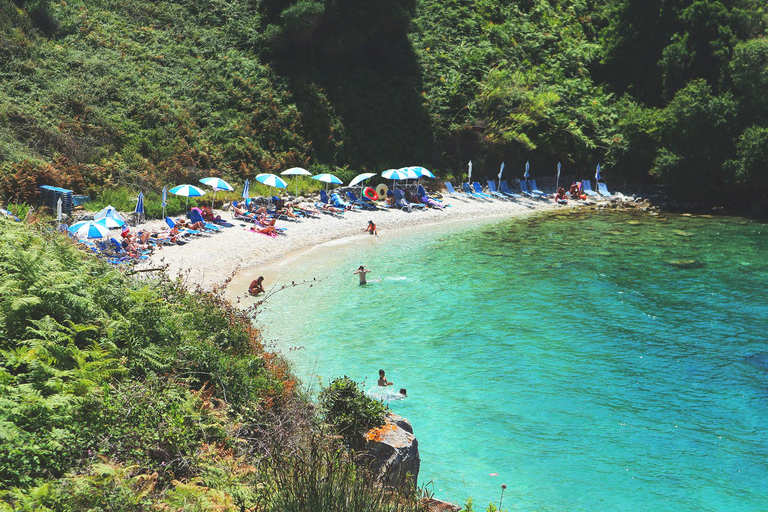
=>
[136,190,574,295]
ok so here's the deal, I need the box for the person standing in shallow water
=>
[378,369,393,386]
[354,265,370,285]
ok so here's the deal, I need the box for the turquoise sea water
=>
[257,210,768,510]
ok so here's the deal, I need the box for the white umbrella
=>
[199,177,233,208]
[255,173,288,189]
[94,205,126,222]
[556,162,562,190]
[498,162,505,189]
[281,167,311,196]
[56,198,62,222]
[311,173,343,193]
[349,172,377,187]
[69,221,109,239]
[468,161,473,183]
[169,184,206,212]
[524,161,530,180]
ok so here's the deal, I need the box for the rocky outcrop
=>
[364,414,420,490]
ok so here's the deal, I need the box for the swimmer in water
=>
[378,369,393,387]
[399,388,407,397]
[354,265,370,285]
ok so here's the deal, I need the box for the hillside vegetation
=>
[1,0,767,206]
[0,217,430,510]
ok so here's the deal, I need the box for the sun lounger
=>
[581,180,599,197]
[518,181,538,199]
[346,190,377,210]
[462,182,487,199]
[393,189,413,211]
[486,181,512,200]
[528,180,548,198]
[189,209,222,231]
[444,182,470,199]
[597,182,613,197]
[499,180,523,199]
[165,216,208,237]
[471,182,495,199]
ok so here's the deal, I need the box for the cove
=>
[257,209,768,511]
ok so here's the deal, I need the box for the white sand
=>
[136,190,576,295]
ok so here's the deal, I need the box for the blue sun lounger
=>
[189,209,222,231]
[472,182,495,199]
[597,182,613,197]
[528,180,548,199]
[499,180,523,199]
[346,190,377,210]
[418,184,443,203]
[445,182,470,199]
[486,181,511,200]
[462,182,487,199]
[581,180,599,197]
[518,181,539,199]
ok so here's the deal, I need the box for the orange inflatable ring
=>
[364,187,378,201]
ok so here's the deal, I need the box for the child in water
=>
[378,369,393,386]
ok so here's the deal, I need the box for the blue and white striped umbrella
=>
[96,217,125,229]
[169,184,206,197]
[69,221,110,239]
[241,179,250,199]
[134,191,144,216]
[524,161,530,179]
[412,167,435,179]
[381,168,410,181]
[398,167,420,180]
[595,163,602,182]
[311,172,342,192]
[256,173,288,189]
[311,173,343,185]
[199,177,234,192]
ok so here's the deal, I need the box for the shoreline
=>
[138,191,576,294]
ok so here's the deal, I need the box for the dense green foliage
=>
[0,218,431,510]
[1,0,767,208]
[319,376,388,450]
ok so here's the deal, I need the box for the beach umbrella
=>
[468,161,473,184]
[241,179,250,200]
[556,162,562,191]
[96,217,125,229]
[161,186,168,219]
[381,168,410,190]
[199,177,233,192]
[412,167,435,179]
[134,191,144,223]
[281,167,311,196]
[169,184,206,212]
[56,197,62,223]
[311,173,343,193]
[595,163,602,182]
[94,205,126,222]
[498,162,505,189]
[199,177,233,209]
[256,173,288,189]
[524,161,530,181]
[349,172,376,188]
[69,220,109,239]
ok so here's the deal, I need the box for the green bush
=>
[319,376,387,449]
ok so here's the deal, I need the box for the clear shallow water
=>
[258,210,768,510]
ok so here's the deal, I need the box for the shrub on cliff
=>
[319,376,387,449]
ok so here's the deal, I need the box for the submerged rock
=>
[673,229,694,237]
[364,414,420,490]
[668,259,705,269]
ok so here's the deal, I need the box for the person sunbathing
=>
[200,205,221,222]
[555,187,568,204]
[176,218,207,231]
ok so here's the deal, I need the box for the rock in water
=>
[364,414,420,490]
[668,259,705,269]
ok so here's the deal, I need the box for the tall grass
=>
[258,432,428,512]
